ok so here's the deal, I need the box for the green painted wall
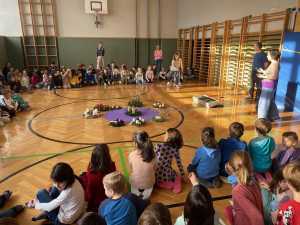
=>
[4,37,24,69]
[1,37,176,69]
[59,37,177,68]
[0,36,8,68]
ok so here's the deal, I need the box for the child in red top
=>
[80,144,116,212]
[276,161,300,225]
[225,151,264,225]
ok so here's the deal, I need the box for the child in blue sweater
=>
[249,119,275,183]
[219,122,247,177]
[99,171,149,225]
[188,127,221,188]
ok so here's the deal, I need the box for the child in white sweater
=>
[27,163,85,225]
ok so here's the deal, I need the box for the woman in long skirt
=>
[257,50,280,121]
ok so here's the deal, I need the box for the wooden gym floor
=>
[0,83,299,225]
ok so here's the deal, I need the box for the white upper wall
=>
[177,0,297,28]
[0,0,22,36]
[0,0,177,38]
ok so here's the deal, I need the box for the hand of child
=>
[188,172,199,186]
[259,181,270,190]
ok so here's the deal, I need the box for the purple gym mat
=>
[105,107,159,123]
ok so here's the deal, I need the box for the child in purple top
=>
[273,132,300,171]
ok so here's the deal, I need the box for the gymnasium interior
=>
[1,0,300,225]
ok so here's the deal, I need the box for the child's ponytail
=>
[134,131,155,163]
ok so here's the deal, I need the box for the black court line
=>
[28,103,184,145]
[54,86,147,101]
[0,145,92,183]
[0,141,232,207]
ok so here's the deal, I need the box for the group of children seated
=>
[2,119,300,225]
[1,61,171,93]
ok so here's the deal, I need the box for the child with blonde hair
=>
[135,67,144,85]
[145,66,154,83]
[99,172,148,225]
[225,151,264,225]
[276,161,300,225]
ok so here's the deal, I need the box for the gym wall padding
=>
[276,32,300,112]
[2,37,176,69]
[0,36,8,68]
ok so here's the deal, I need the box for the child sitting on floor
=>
[112,66,121,85]
[12,93,29,111]
[42,70,50,89]
[135,67,144,85]
[27,162,85,225]
[138,203,172,225]
[120,64,129,85]
[225,151,264,225]
[145,66,154,83]
[99,171,149,225]
[175,172,224,225]
[80,144,116,212]
[188,127,221,188]
[129,131,156,199]
[62,69,71,89]
[155,128,185,193]
[70,69,81,88]
[249,119,275,183]
[273,131,300,171]
[0,89,17,118]
[219,122,247,177]
[259,169,292,225]
[276,161,300,225]
[21,70,30,91]
[158,67,167,80]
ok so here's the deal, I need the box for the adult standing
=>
[96,42,105,70]
[248,42,269,101]
[168,52,183,88]
[153,45,163,76]
[257,50,280,121]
